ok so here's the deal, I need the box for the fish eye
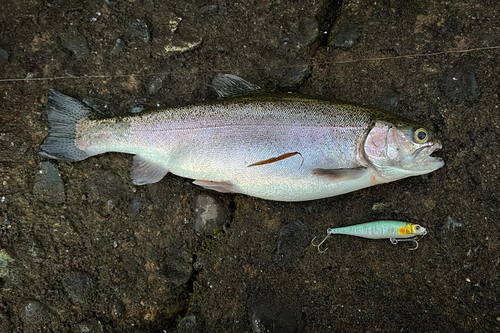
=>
[413,128,428,143]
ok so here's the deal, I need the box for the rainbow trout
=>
[39,74,444,201]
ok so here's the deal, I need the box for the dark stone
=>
[111,38,125,55]
[130,105,146,114]
[60,30,90,60]
[33,162,65,204]
[76,319,103,333]
[178,313,203,333]
[63,272,90,304]
[141,0,154,10]
[125,19,151,44]
[440,64,481,103]
[161,243,192,286]
[266,63,312,91]
[131,195,143,212]
[22,301,54,333]
[251,304,299,333]
[280,65,311,90]
[146,71,171,95]
[194,194,228,234]
[275,220,310,269]
[0,47,9,63]
[111,300,126,318]
[291,16,320,46]
[24,301,42,318]
[329,21,360,49]
[193,256,203,271]
[216,44,226,53]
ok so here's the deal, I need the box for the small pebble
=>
[0,47,9,63]
[440,64,481,103]
[251,304,299,333]
[77,319,103,333]
[161,242,192,286]
[329,22,360,49]
[24,301,42,318]
[111,38,125,55]
[60,30,90,60]
[178,313,203,333]
[126,19,151,44]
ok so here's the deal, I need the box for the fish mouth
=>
[411,141,444,171]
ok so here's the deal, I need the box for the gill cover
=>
[363,121,444,180]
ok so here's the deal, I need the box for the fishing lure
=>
[311,220,428,253]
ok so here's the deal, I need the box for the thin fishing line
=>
[0,45,499,83]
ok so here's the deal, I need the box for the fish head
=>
[363,121,444,180]
[410,224,428,237]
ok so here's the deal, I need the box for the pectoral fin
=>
[193,180,235,193]
[131,155,169,185]
[312,167,367,181]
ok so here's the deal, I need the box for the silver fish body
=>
[40,75,444,202]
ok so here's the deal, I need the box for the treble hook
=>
[389,237,420,251]
[311,228,332,254]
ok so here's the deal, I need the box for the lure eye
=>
[413,128,428,143]
[415,225,421,231]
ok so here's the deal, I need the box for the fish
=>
[39,74,444,202]
[311,220,428,253]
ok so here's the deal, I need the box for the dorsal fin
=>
[211,74,261,98]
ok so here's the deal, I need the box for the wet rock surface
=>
[1,0,500,332]
[32,162,65,204]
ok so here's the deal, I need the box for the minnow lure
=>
[311,220,428,253]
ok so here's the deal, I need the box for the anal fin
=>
[193,179,235,193]
[131,155,169,185]
[311,167,367,181]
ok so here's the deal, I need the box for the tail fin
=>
[39,90,92,162]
